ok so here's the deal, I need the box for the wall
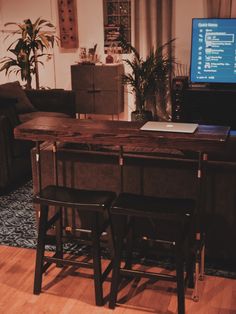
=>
[0,0,104,90]
[0,0,206,119]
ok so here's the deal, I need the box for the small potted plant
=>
[0,17,59,89]
[119,34,175,121]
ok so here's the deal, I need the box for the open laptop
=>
[140,121,199,133]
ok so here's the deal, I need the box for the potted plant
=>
[0,17,59,89]
[149,40,175,121]
[122,46,155,121]
[120,35,175,121]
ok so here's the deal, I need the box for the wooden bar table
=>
[14,117,230,152]
[14,116,231,226]
[14,117,231,300]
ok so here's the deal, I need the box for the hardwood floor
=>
[0,245,235,314]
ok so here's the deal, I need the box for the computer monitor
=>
[190,18,236,86]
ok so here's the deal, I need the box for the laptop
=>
[140,121,199,133]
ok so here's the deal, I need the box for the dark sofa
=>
[0,81,76,191]
[31,142,236,263]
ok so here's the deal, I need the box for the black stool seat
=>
[33,185,116,211]
[111,192,194,220]
[33,185,116,306]
[109,193,196,314]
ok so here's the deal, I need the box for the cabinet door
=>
[94,91,117,114]
[71,65,94,90]
[75,91,94,113]
[94,65,121,91]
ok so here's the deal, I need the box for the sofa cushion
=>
[19,111,70,123]
[0,81,36,114]
[0,98,20,128]
[25,89,76,117]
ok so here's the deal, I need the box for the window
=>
[103,0,131,53]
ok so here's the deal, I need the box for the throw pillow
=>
[0,81,36,113]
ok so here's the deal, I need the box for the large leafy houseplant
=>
[122,45,155,121]
[0,17,58,89]
[152,41,175,120]
[120,36,175,121]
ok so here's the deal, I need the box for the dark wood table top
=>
[14,117,231,153]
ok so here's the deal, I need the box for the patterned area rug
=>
[0,180,236,280]
[0,180,37,249]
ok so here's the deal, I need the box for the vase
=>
[131,110,153,122]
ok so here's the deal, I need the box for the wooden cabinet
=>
[71,64,124,117]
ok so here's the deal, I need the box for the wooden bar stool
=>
[109,192,196,314]
[33,184,116,306]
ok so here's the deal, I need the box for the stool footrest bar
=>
[120,268,177,282]
[43,256,94,269]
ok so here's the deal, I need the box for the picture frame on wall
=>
[58,0,79,49]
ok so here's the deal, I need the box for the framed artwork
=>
[58,0,78,48]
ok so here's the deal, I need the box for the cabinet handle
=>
[87,89,101,93]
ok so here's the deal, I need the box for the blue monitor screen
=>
[190,18,236,84]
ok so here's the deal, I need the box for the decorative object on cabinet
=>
[57,0,78,49]
[78,45,98,64]
[0,18,59,89]
[71,64,124,118]
[103,0,131,53]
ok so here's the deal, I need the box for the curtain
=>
[206,0,236,17]
[133,0,173,58]
[132,0,174,120]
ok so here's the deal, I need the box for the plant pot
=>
[131,110,153,122]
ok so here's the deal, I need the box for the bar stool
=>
[33,184,116,306]
[109,192,196,314]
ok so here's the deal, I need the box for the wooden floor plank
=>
[0,245,235,314]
